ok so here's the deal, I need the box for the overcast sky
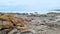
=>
[0,0,60,13]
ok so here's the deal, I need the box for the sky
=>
[0,0,60,13]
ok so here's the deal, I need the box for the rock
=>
[35,25,48,31]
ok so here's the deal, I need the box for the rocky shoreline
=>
[0,12,60,34]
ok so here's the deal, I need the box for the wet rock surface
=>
[0,16,60,34]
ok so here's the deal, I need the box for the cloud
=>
[0,0,58,6]
[0,0,60,11]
